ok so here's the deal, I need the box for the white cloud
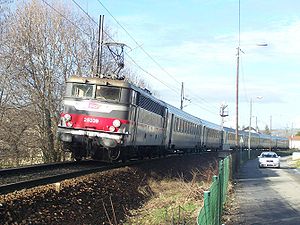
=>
[124,13,300,129]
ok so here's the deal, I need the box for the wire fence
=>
[197,155,231,225]
[197,149,266,225]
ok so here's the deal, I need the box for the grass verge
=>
[124,166,216,224]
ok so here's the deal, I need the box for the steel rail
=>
[0,160,99,176]
[0,152,216,195]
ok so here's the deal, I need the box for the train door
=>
[198,124,202,149]
[166,113,174,149]
[129,105,137,145]
[222,130,231,150]
[220,130,224,150]
[128,90,139,147]
[202,126,207,149]
[219,130,223,149]
[162,108,169,147]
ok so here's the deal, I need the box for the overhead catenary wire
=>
[125,55,180,95]
[46,0,220,115]
[96,0,220,115]
[69,0,182,94]
[94,0,220,113]
[42,0,91,37]
[44,0,182,95]
[95,0,182,87]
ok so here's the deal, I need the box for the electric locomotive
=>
[57,75,167,161]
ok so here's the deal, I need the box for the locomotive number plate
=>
[83,117,99,123]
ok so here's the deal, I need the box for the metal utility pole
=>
[220,104,229,128]
[180,82,184,110]
[96,15,104,76]
[256,116,258,132]
[248,98,253,159]
[248,96,262,158]
[269,115,272,151]
[180,82,191,110]
[220,103,229,150]
[235,0,241,149]
[236,47,240,149]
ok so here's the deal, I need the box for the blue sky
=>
[71,0,300,131]
[51,1,300,131]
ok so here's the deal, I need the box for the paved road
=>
[233,156,300,225]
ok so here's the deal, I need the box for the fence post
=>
[197,156,232,225]
[213,175,219,225]
[219,160,224,225]
[204,191,211,225]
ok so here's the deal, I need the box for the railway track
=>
[0,152,218,195]
[0,159,160,195]
[0,160,115,195]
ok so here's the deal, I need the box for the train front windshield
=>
[65,82,129,103]
[96,86,120,101]
[70,83,94,98]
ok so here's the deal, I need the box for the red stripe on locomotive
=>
[60,113,129,132]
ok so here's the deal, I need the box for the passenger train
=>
[57,76,289,161]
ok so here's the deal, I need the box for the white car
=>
[258,151,280,168]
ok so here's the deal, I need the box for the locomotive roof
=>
[67,75,166,105]
[67,76,132,88]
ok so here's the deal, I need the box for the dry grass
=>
[220,182,240,224]
[292,159,300,168]
[124,164,216,225]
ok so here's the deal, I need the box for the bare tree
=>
[0,0,152,166]
[0,0,107,163]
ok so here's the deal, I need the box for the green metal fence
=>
[197,155,231,225]
[231,149,263,177]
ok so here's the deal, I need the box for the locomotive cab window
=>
[96,86,121,101]
[68,83,94,98]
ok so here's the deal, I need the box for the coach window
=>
[96,86,121,101]
[180,120,182,132]
[186,121,188,133]
[180,119,183,133]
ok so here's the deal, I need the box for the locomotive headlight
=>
[109,126,115,132]
[66,122,73,128]
[64,114,72,121]
[113,119,121,128]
